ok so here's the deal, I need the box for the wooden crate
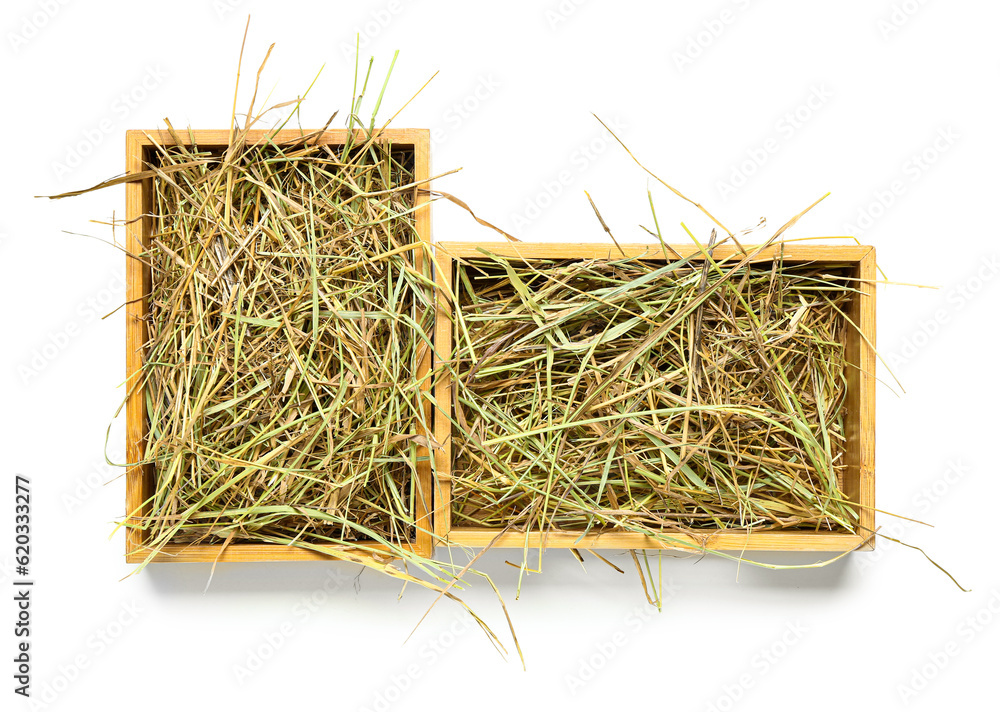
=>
[124,128,435,562]
[432,242,876,552]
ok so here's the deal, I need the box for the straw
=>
[444,245,860,550]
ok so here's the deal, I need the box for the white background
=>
[2,0,998,710]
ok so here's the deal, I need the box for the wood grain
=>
[448,529,868,552]
[432,250,454,540]
[438,241,873,263]
[843,247,877,551]
[124,131,151,562]
[410,130,434,557]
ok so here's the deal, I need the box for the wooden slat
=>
[432,250,454,540]
[438,241,873,263]
[128,542,425,564]
[124,131,150,562]
[411,129,435,557]
[447,528,866,552]
[130,128,431,149]
[847,248,877,550]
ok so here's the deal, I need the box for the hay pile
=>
[138,130,434,552]
[448,249,858,541]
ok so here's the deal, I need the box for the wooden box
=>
[124,128,435,562]
[432,242,876,553]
